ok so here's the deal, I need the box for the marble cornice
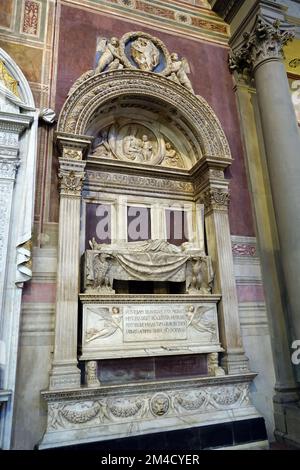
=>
[79,293,222,303]
[209,0,245,23]
[41,372,257,402]
[0,112,33,134]
[86,157,190,179]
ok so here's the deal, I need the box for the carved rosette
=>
[58,169,85,198]
[229,16,295,74]
[201,188,230,213]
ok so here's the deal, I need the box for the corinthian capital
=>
[229,16,294,74]
[201,187,230,213]
[59,169,85,197]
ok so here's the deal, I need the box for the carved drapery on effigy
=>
[84,240,213,294]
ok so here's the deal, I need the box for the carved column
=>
[49,134,91,390]
[230,17,300,386]
[199,181,250,374]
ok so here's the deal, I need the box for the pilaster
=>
[49,134,92,390]
[194,161,250,375]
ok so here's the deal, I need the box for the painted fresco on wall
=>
[289,75,300,125]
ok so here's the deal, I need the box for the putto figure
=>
[169,52,194,93]
[95,37,123,73]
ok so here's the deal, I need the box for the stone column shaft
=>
[233,81,298,400]
[255,60,300,346]
[229,14,300,390]
[50,159,86,390]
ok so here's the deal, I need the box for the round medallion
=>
[150,393,170,417]
[119,31,171,76]
[108,121,165,165]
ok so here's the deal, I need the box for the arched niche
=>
[57,69,232,167]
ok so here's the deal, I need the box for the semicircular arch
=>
[58,69,231,161]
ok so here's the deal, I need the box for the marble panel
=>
[80,297,221,360]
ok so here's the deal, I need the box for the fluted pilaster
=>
[49,134,92,390]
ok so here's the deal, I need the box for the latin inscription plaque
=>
[123,305,187,342]
[80,299,221,360]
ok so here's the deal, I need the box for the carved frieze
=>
[44,380,252,435]
[62,148,82,161]
[86,170,193,194]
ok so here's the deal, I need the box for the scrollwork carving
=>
[62,148,82,160]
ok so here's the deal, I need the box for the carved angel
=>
[169,53,194,93]
[186,305,216,339]
[95,37,123,73]
[86,307,121,342]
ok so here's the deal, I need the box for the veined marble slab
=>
[80,295,222,360]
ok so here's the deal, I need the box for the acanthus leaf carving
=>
[201,188,230,212]
[229,16,295,75]
[58,169,85,197]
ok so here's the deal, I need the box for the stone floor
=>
[270,441,298,450]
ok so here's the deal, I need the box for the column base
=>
[273,384,300,404]
[274,403,300,449]
[221,352,250,375]
[49,362,81,390]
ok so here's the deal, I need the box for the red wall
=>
[54,4,255,237]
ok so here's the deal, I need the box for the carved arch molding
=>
[57,70,231,162]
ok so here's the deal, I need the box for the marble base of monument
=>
[38,374,267,449]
